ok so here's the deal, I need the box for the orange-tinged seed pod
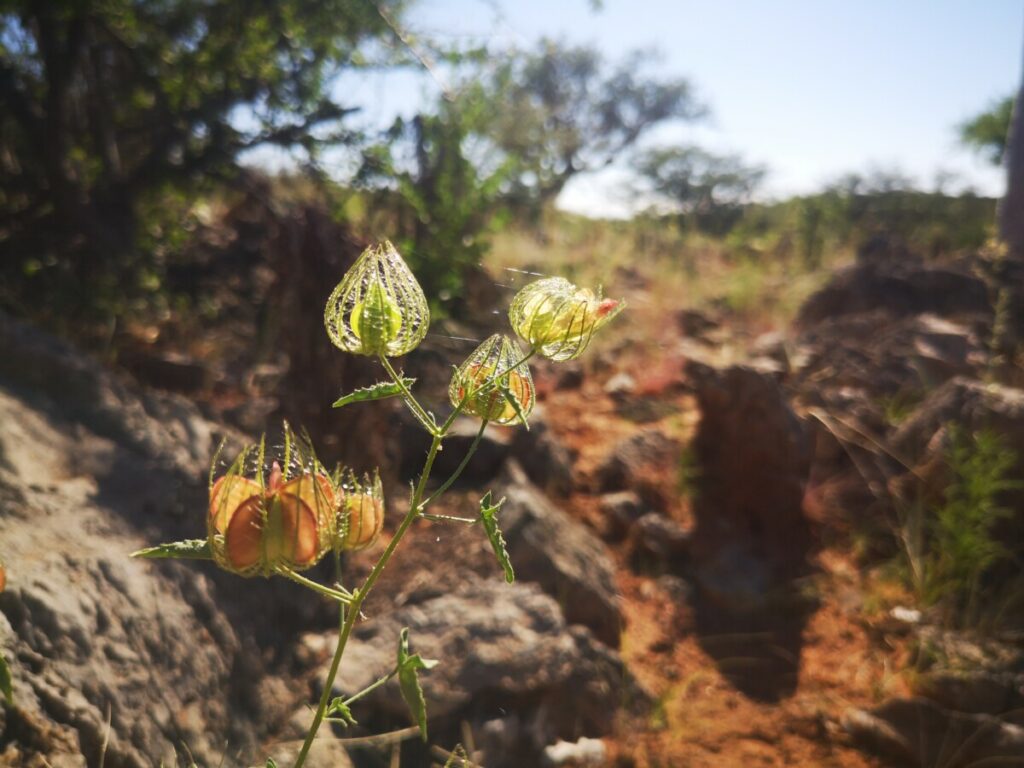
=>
[0,561,5,593]
[449,334,534,425]
[208,433,337,577]
[336,470,385,551]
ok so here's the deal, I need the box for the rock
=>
[0,315,315,765]
[599,491,645,540]
[889,377,1024,551]
[118,346,211,393]
[794,312,989,401]
[686,361,813,600]
[917,670,1024,716]
[329,580,629,768]
[844,697,1024,767]
[0,390,268,766]
[510,406,575,497]
[603,372,637,399]
[555,362,585,390]
[542,737,608,767]
[795,259,991,328]
[627,513,691,574]
[400,414,513,488]
[498,462,622,647]
[595,428,680,510]
[676,309,719,340]
[891,378,1024,467]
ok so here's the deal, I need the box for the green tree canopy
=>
[466,39,706,214]
[637,145,765,231]
[959,95,1014,166]
[0,0,401,315]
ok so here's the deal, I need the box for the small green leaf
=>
[265,759,278,768]
[0,649,12,707]
[479,492,514,583]
[444,745,471,767]
[397,627,437,741]
[498,380,530,429]
[325,697,358,727]
[332,378,415,408]
[130,539,212,560]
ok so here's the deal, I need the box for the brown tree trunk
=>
[999,26,1024,255]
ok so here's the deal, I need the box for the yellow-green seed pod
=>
[449,334,535,425]
[509,277,624,362]
[325,241,429,357]
[207,431,336,577]
[335,470,385,551]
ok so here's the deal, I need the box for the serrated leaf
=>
[479,492,514,583]
[498,380,530,430]
[332,378,415,408]
[325,697,358,727]
[0,650,11,707]
[130,539,212,560]
[397,627,437,741]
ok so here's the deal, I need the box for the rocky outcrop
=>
[497,463,622,647]
[795,258,991,328]
[324,580,627,768]
[843,697,1024,767]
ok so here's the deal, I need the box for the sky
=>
[254,0,1024,217]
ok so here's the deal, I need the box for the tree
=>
[1000,34,1023,255]
[959,96,1014,165]
[637,146,766,233]
[467,40,705,216]
[0,0,401,317]
[357,95,516,313]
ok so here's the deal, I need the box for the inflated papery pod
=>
[509,277,624,362]
[449,334,535,426]
[335,469,385,551]
[324,240,430,357]
[207,433,335,577]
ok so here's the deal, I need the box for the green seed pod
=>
[449,334,535,425]
[325,241,429,357]
[509,277,624,362]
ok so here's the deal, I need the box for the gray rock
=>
[628,513,691,574]
[329,580,628,768]
[510,406,575,497]
[844,697,1024,767]
[498,462,623,647]
[595,428,679,497]
[542,736,608,767]
[603,372,636,399]
[599,491,645,540]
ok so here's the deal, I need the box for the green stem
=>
[292,432,445,768]
[277,567,353,603]
[420,419,489,511]
[379,354,437,434]
[420,512,477,524]
[342,668,398,707]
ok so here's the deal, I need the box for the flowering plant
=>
[133,242,622,765]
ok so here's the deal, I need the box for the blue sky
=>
[252,1,1024,216]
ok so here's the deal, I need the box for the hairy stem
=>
[420,419,489,511]
[277,567,352,603]
[379,354,437,434]
[293,429,450,767]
